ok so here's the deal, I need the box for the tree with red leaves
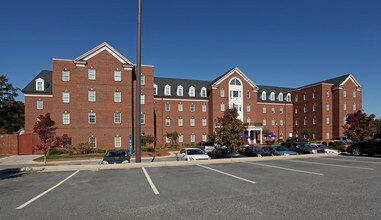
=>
[33,113,64,165]
[215,108,246,151]
[343,110,373,142]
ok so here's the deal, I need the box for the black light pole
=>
[276,123,280,143]
[135,0,142,163]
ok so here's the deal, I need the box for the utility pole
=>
[135,0,142,162]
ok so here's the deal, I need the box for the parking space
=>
[1,156,380,219]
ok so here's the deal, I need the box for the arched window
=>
[200,87,207,97]
[164,85,171,96]
[261,91,267,100]
[35,78,44,91]
[285,93,291,102]
[230,78,241,85]
[189,86,195,97]
[177,85,183,96]
[278,93,283,101]
[153,84,158,95]
[270,92,275,101]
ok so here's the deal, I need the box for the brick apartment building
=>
[22,42,362,149]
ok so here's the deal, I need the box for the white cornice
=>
[24,94,53,97]
[214,67,259,91]
[154,98,209,102]
[75,42,133,65]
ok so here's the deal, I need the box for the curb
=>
[28,153,340,173]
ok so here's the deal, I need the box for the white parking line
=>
[321,157,381,164]
[246,162,324,176]
[287,159,374,170]
[197,165,256,184]
[142,167,160,195]
[16,170,80,210]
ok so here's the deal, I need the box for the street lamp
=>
[276,123,281,143]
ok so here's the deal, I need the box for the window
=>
[165,118,170,126]
[326,116,330,124]
[140,75,145,85]
[89,137,96,148]
[353,90,356,98]
[247,117,251,124]
[247,104,251,112]
[271,119,275,126]
[141,94,145,104]
[189,86,195,97]
[303,93,306,101]
[177,86,183,96]
[190,134,195,143]
[271,107,275,114]
[220,103,225,111]
[326,103,329,111]
[280,107,283,114]
[286,93,291,102]
[326,132,330,140]
[280,119,283,126]
[312,91,316,99]
[114,71,121,81]
[230,78,241,85]
[295,108,298,114]
[62,70,70,81]
[88,69,96,80]
[261,91,266,100]
[88,113,96,124]
[178,135,184,143]
[344,117,347,124]
[62,113,70,125]
[201,87,207,97]
[304,118,307,126]
[313,118,316,125]
[114,91,121,102]
[220,89,225,97]
[178,103,183,112]
[353,103,356,111]
[343,89,347,98]
[202,118,207,126]
[295,119,298,126]
[190,118,195,126]
[202,134,207,142]
[37,100,43,109]
[326,90,330,97]
[202,104,207,112]
[246,91,250,99]
[114,136,122,148]
[295,95,298,102]
[154,84,158,95]
[165,137,170,143]
[344,103,347,111]
[270,92,275,101]
[35,78,44,91]
[278,93,283,101]
[62,92,70,103]
[88,90,96,102]
[262,106,266,114]
[164,85,171,96]
[178,118,183,126]
[114,112,121,124]
[140,113,145,124]
[304,106,307,113]
[190,104,195,112]
[165,103,170,111]
[262,119,266,126]
[313,104,316,112]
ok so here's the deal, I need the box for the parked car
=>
[262,145,298,156]
[209,148,246,159]
[195,141,215,153]
[316,140,349,152]
[309,143,341,154]
[176,148,211,161]
[239,146,273,157]
[282,141,325,154]
[331,136,354,145]
[347,137,381,156]
[101,150,130,164]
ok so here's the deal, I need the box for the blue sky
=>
[1,0,380,117]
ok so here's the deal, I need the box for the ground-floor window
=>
[89,137,96,148]
[115,136,121,148]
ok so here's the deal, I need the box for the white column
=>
[260,130,263,144]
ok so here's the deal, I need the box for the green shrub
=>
[96,148,106,154]
[49,148,68,155]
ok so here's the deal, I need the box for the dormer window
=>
[189,86,195,97]
[261,91,266,100]
[35,78,44,91]
[200,87,207,97]
[285,93,291,102]
[154,84,158,95]
[278,93,283,101]
[177,85,183,96]
[164,85,171,96]
[270,92,275,101]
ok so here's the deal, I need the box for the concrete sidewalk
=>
[0,155,41,165]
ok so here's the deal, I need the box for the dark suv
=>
[282,139,325,154]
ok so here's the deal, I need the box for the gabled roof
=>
[211,67,259,91]
[154,77,210,99]
[291,73,361,91]
[74,42,134,65]
[22,70,52,94]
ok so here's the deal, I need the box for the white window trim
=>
[88,90,96,102]
[114,91,121,102]
[189,86,195,97]
[114,136,122,148]
[88,113,96,124]
[62,113,70,125]
[62,70,70,82]
[37,100,43,110]
[164,85,171,96]
[88,69,96,80]
[62,92,70,103]
[177,85,183,96]
[200,87,207,97]
[114,112,121,124]
[114,71,121,81]
[35,78,44,91]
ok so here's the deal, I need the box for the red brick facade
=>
[23,43,362,149]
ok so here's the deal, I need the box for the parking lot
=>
[1,155,380,220]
